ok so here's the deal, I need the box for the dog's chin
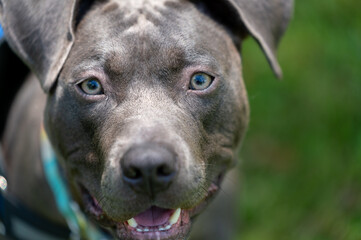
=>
[79,177,221,240]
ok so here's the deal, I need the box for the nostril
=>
[156,164,174,177]
[124,166,142,180]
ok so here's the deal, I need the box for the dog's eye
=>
[190,73,214,90]
[79,78,104,95]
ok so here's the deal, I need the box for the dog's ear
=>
[195,0,293,78]
[0,0,78,92]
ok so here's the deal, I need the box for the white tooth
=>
[127,218,138,228]
[169,208,181,225]
[164,224,171,230]
[143,228,149,232]
[136,228,142,232]
[159,227,165,231]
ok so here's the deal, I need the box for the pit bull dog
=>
[0,0,293,239]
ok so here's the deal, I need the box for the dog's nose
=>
[121,143,178,196]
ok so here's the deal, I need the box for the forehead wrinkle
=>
[104,39,186,76]
[106,0,178,34]
[103,50,131,79]
[112,0,177,13]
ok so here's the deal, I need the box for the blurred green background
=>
[236,0,361,239]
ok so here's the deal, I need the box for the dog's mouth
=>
[119,206,189,240]
[126,207,181,232]
[79,176,222,240]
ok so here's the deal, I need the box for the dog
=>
[0,0,293,239]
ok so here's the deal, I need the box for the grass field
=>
[236,0,361,239]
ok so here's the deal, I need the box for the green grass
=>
[236,0,361,239]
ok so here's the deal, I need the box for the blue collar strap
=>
[0,24,4,42]
[0,25,3,38]
[40,127,109,240]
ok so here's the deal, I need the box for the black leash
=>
[0,144,71,240]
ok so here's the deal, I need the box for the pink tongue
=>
[134,206,174,227]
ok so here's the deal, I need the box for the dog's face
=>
[44,1,248,239]
[0,0,292,239]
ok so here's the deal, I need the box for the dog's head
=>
[0,0,292,239]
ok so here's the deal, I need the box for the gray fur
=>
[0,0,292,239]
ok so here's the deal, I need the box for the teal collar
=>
[40,127,108,240]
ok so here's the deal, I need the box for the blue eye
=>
[190,73,213,90]
[79,78,103,95]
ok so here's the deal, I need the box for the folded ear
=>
[0,0,77,92]
[197,0,293,78]
[231,0,293,78]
